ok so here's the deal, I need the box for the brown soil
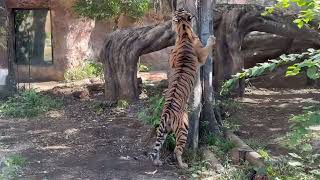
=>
[230,87,320,156]
[0,85,185,180]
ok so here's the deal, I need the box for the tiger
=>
[149,9,216,169]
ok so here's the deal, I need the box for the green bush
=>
[286,107,320,150]
[138,64,150,72]
[73,0,149,20]
[117,99,129,109]
[0,154,27,180]
[138,95,164,127]
[251,107,320,179]
[64,61,103,82]
[138,95,176,150]
[0,90,62,118]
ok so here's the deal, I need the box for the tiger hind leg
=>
[149,124,168,166]
[174,128,188,168]
[174,112,189,169]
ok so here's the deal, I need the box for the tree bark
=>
[198,0,221,136]
[99,21,175,102]
[0,0,16,95]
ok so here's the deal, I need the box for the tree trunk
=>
[0,0,16,97]
[198,0,222,136]
[99,21,175,102]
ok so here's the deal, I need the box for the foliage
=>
[248,107,320,179]
[199,134,253,180]
[205,134,235,159]
[138,95,164,128]
[285,106,320,150]
[117,99,129,109]
[0,154,27,180]
[257,150,320,179]
[64,61,103,82]
[220,49,320,95]
[138,64,150,72]
[138,95,176,150]
[262,0,320,29]
[73,0,149,20]
[218,161,253,180]
[0,90,62,118]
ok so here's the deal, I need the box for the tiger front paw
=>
[206,35,216,48]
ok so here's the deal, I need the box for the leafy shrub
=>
[258,150,320,179]
[0,90,62,118]
[117,99,129,109]
[138,95,176,150]
[204,134,235,159]
[138,95,164,127]
[73,0,149,20]
[138,64,150,72]
[286,107,320,150]
[0,154,27,180]
[253,107,320,179]
[64,61,103,82]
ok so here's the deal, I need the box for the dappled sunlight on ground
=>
[232,87,320,156]
[0,89,182,179]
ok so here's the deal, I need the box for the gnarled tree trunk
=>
[99,21,175,102]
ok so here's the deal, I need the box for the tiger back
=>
[149,9,216,169]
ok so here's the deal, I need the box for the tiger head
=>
[172,9,193,34]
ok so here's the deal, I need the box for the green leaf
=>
[288,161,303,167]
[307,66,319,79]
[301,143,313,152]
[288,153,303,159]
[310,169,320,176]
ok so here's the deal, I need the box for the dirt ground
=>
[231,88,320,155]
[0,90,185,180]
[1,72,319,179]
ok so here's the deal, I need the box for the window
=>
[14,9,53,65]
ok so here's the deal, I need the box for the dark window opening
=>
[14,9,53,65]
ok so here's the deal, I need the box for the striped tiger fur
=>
[149,9,216,169]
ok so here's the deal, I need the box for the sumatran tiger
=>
[149,9,216,168]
